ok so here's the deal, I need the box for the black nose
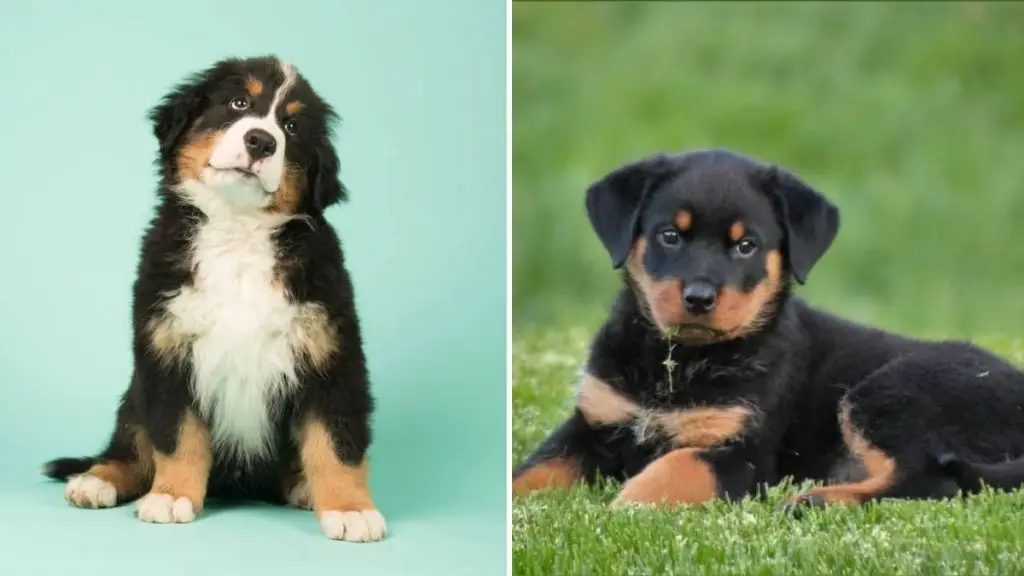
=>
[683,281,717,315]
[244,129,277,160]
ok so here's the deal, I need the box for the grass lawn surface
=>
[512,328,1024,576]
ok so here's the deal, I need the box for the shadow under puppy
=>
[513,148,1024,509]
[41,55,386,542]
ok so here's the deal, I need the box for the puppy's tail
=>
[935,451,1024,494]
[40,457,96,482]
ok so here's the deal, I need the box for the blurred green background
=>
[513,1,1024,337]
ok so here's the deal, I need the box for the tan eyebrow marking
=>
[675,210,692,231]
[285,101,305,116]
[246,76,263,98]
[729,221,746,242]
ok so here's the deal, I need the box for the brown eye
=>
[658,228,682,248]
[284,119,298,135]
[734,238,758,258]
[229,97,249,111]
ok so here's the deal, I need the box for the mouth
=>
[664,323,727,343]
[220,166,258,179]
[205,165,273,194]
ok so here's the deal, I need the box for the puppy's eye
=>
[229,97,250,111]
[734,238,758,258]
[657,229,682,248]
[284,119,298,135]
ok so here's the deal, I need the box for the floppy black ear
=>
[147,74,208,158]
[761,166,840,284]
[310,135,347,211]
[585,155,670,268]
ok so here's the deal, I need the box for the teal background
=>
[0,1,507,575]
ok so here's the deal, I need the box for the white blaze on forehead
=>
[269,61,297,122]
[204,60,299,206]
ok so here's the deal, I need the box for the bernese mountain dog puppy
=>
[512,148,1024,510]
[41,55,386,542]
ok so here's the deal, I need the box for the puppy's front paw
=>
[287,479,313,510]
[135,492,198,524]
[65,474,117,509]
[319,509,387,542]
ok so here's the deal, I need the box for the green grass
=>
[513,2,1024,336]
[512,329,1024,575]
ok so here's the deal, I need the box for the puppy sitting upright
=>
[42,56,386,542]
[513,149,1024,509]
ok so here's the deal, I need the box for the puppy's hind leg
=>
[786,357,1001,509]
[43,394,155,509]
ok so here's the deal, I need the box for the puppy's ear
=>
[761,166,840,284]
[585,155,670,268]
[147,74,207,157]
[310,132,347,210]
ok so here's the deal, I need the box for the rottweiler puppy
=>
[512,148,1024,509]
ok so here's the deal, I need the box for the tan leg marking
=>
[577,374,641,426]
[146,311,191,368]
[136,411,212,524]
[654,405,751,448]
[66,427,154,509]
[300,418,386,542]
[291,303,339,372]
[611,448,717,508]
[512,459,581,497]
[282,467,313,510]
[788,403,896,506]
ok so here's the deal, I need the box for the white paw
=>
[287,480,313,509]
[65,474,117,508]
[319,509,387,542]
[135,492,197,524]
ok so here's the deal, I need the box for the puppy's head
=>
[149,55,344,214]
[586,149,839,343]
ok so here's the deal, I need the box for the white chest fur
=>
[163,204,305,463]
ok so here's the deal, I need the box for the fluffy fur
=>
[512,148,1024,509]
[42,55,386,542]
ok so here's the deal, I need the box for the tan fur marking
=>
[788,403,896,506]
[146,312,191,368]
[654,405,751,448]
[268,164,304,214]
[148,411,212,511]
[611,448,717,507]
[577,374,641,425]
[512,459,581,497]
[246,76,263,98]
[729,221,746,242]
[300,419,377,515]
[290,304,339,374]
[285,100,305,116]
[281,468,311,508]
[675,210,692,232]
[626,238,686,329]
[175,131,225,181]
[713,249,783,337]
[83,427,155,501]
